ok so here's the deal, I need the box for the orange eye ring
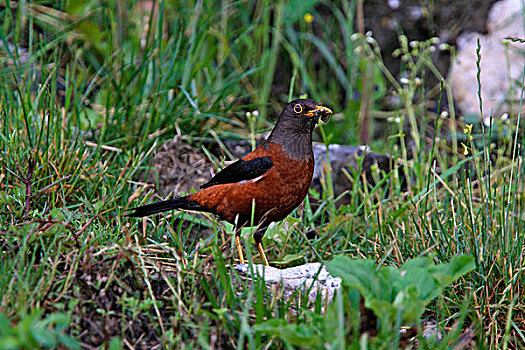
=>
[293,104,303,114]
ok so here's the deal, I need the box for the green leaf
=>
[31,325,57,348]
[326,256,392,302]
[393,258,437,302]
[392,286,426,323]
[108,337,122,350]
[327,255,476,330]
[273,252,305,265]
[0,313,13,335]
[254,319,324,348]
[57,333,82,350]
[41,313,70,333]
[0,335,20,349]
[432,255,476,286]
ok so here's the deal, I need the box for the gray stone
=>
[449,0,525,123]
[312,144,394,205]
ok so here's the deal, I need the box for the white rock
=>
[234,263,341,304]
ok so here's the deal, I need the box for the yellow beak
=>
[304,105,333,121]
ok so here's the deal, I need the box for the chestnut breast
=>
[190,142,314,226]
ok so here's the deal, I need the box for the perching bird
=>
[127,99,332,266]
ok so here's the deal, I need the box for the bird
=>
[127,99,333,266]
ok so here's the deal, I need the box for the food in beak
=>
[305,106,333,123]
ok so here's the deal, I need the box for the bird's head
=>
[267,99,333,157]
[283,98,333,123]
[276,99,333,135]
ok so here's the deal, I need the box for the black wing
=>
[201,156,273,189]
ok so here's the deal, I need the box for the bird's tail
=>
[126,195,207,217]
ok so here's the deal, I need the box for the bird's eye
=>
[293,104,303,114]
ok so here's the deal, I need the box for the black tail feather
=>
[126,196,206,217]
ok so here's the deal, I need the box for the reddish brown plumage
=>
[188,142,314,225]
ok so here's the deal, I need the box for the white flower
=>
[388,0,400,9]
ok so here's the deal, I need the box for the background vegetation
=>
[1,0,524,348]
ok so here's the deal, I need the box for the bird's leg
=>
[235,235,245,264]
[257,242,270,267]
[254,225,270,266]
[235,229,245,264]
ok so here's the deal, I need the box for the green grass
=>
[1,0,525,349]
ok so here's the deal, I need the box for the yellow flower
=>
[461,142,469,155]
[304,13,314,23]
[463,124,473,134]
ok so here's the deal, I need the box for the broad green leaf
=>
[57,334,82,350]
[327,257,393,302]
[254,319,324,348]
[327,255,476,330]
[432,255,476,286]
[31,325,57,348]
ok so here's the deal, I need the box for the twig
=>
[73,216,96,240]
[17,158,35,217]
